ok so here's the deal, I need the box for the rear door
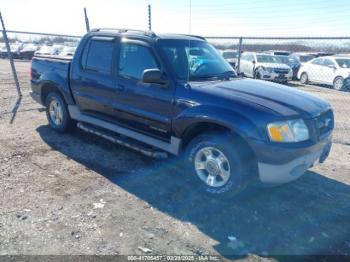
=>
[70,36,118,119]
[307,58,324,82]
[114,39,174,140]
[321,58,337,84]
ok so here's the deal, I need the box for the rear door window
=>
[84,38,115,74]
[323,59,335,67]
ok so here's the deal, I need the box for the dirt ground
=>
[0,59,349,259]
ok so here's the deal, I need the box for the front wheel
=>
[333,76,344,91]
[300,72,309,84]
[45,92,75,133]
[185,132,245,198]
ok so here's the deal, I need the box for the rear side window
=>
[323,59,335,67]
[118,43,159,80]
[312,58,323,65]
[84,39,114,74]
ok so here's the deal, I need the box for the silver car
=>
[240,52,293,83]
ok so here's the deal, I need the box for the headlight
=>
[267,119,309,142]
[264,67,273,73]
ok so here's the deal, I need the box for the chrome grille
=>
[274,68,289,74]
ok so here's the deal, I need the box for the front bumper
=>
[259,70,293,82]
[249,132,332,185]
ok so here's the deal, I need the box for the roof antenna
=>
[186,0,192,85]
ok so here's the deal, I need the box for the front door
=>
[114,39,174,140]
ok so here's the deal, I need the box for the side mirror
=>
[328,65,336,69]
[142,69,168,86]
[252,60,256,64]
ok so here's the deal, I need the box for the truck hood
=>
[191,78,331,118]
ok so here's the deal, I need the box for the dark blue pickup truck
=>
[30,28,334,197]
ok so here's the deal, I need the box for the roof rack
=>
[90,28,157,38]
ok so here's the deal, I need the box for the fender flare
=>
[173,105,261,141]
[39,72,75,105]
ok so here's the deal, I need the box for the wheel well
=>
[181,122,255,159]
[41,83,60,105]
[334,75,344,81]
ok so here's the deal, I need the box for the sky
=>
[0,0,350,37]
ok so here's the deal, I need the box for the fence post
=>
[0,11,21,97]
[236,37,243,74]
[84,7,90,32]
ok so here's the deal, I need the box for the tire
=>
[300,72,309,84]
[254,68,262,79]
[45,92,75,133]
[184,132,246,198]
[333,76,344,91]
[255,72,262,80]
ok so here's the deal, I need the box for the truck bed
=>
[30,55,73,105]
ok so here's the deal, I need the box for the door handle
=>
[116,84,125,91]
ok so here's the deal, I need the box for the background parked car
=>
[18,43,38,60]
[0,43,22,59]
[35,44,64,56]
[0,44,7,58]
[34,45,52,56]
[266,50,291,56]
[288,52,316,79]
[221,49,239,68]
[59,46,77,57]
[298,56,350,91]
[240,52,293,83]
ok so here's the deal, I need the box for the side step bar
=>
[77,122,168,159]
[68,105,181,155]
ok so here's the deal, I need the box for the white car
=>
[59,46,77,56]
[240,52,293,83]
[221,49,239,68]
[298,56,350,91]
[35,45,64,56]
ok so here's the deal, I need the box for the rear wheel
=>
[300,72,309,84]
[333,76,344,91]
[45,92,75,132]
[185,132,246,198]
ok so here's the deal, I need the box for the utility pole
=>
[0,11,21,97]
[148,4,152,31]
[84,7,90,32]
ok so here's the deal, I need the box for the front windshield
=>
[158,39,236,81]
[222,51,238,59]
[335,59,350,68]
[256,55,280,63]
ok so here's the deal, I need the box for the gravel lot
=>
[0,59,349,259]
